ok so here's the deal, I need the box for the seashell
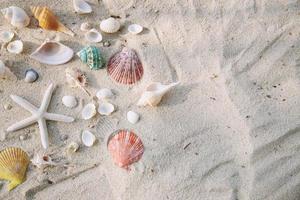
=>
[127,111,139,124]
[77,46,105,70]
[81,103,97,119]
[0,60,17,80]
[137,82,179,107]
[7,40,23,54]
[73,0,92,14]
[128,24,143,35]
[30,6,74,36]
[107,47,143,85]
[81,130,96,147]
[80,22,92,31]
[65,68,91,96]
[62,95,77,108]
[85,29,102,43]
[31,153,58,169]
[30,40,74,65]
[98,102,115,116]
[0,147,29,191]
[96,88,114,100]
[107,130,144,169]
[99,17,120,33]
[0,31,14,43]
[66,142,80,153]
[25,69,39,83]
[1,6,30,28]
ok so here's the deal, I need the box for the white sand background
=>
[0,0,300,199]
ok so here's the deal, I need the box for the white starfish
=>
[6,83,74,149]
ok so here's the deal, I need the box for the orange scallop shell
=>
[107,130,144,169]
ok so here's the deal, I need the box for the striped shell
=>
[31,6,74,36]
[77,46,105,70]
[107,130,144,169]
[0,147,30,191]
[107,47,143,85]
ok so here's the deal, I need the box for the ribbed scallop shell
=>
[31,6,74,36]
[107,47,143,85]
[77,46,105,70]
[107,130,144,169]
[0,147,30,191]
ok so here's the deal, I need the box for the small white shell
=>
[80,22,92,31]
[0,31,14,43]
[62,96,77,108]
[127,111,139,124]
[73,0,92,14]
[1,6,30,28]
[96,88,114,100]
[99,17,120,33]
[0,60,16,80]
[7,40,23,54]
[98,102,115,116]
[128,24,143,35]
[81,130,96,147]
[66,142,80,153]
[31,154,58,169]
[25,69,39,83]
[81,103,97,119]
[85,29,103,43]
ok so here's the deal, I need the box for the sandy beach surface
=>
[0,0,300,199]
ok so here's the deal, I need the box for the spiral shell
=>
[1,6,30,28]
[77,46,105,70]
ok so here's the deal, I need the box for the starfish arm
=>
[10,95,38,113]
[38,119,49,149]
[44,113,74,123]
[40,83,55,112]
[6,116,37,132]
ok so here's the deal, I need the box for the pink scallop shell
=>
[107,47,143,85]
[107,130,144,169]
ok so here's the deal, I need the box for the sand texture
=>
[0,0,300,199]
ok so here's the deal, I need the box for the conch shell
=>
[31,6,74,36]
[137,82,179,107]
[1,6,30,28]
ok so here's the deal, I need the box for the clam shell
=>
[62,95,77,108]
[30,40,74,65]
[1,6,30,28]
[85,29,103,43]
[0,60,17,80]
[0,31,14,43]
[96,88,114,100]
[80,22,92,31]
[81,103,97,119]
[73,0,92,14]
[0,147,29,191]
[98,102,115,116]
[7,40,23,54]
[127,111,139,124]
[107,130,144,169]
[99,17,120,33]
[77,46,105,70]
[81,130,96,147]
[107,47,143,85]
[25,69,39,83]
[128,24,143,35]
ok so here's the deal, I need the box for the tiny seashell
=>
[98,102,115,116]
[0,60,17,80]
[107,47,143,85]
[31,153,58,169]
[96,88,114,100]
[0,147,30,191]
[85,29,103,43]
[7,40,23,54]
[65,68,90,95]
[80,22,92,31]
[1,6,30,28]
[0,31,14,43]
[81,130,96,147]
[25,69,39,83]
[73,0,92,14]
[66,142,80,153]
[127,111,139,124]
[62,95,77,108]
[107,130,144,169]
[128,24,143,35]
[99,17,120,33]
[77,46,105,70]
[81,103,97,119]
[30,40,74,65]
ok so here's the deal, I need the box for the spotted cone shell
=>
[0,147,30,191]
[107,47,143,85]
[107,130,144,169]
